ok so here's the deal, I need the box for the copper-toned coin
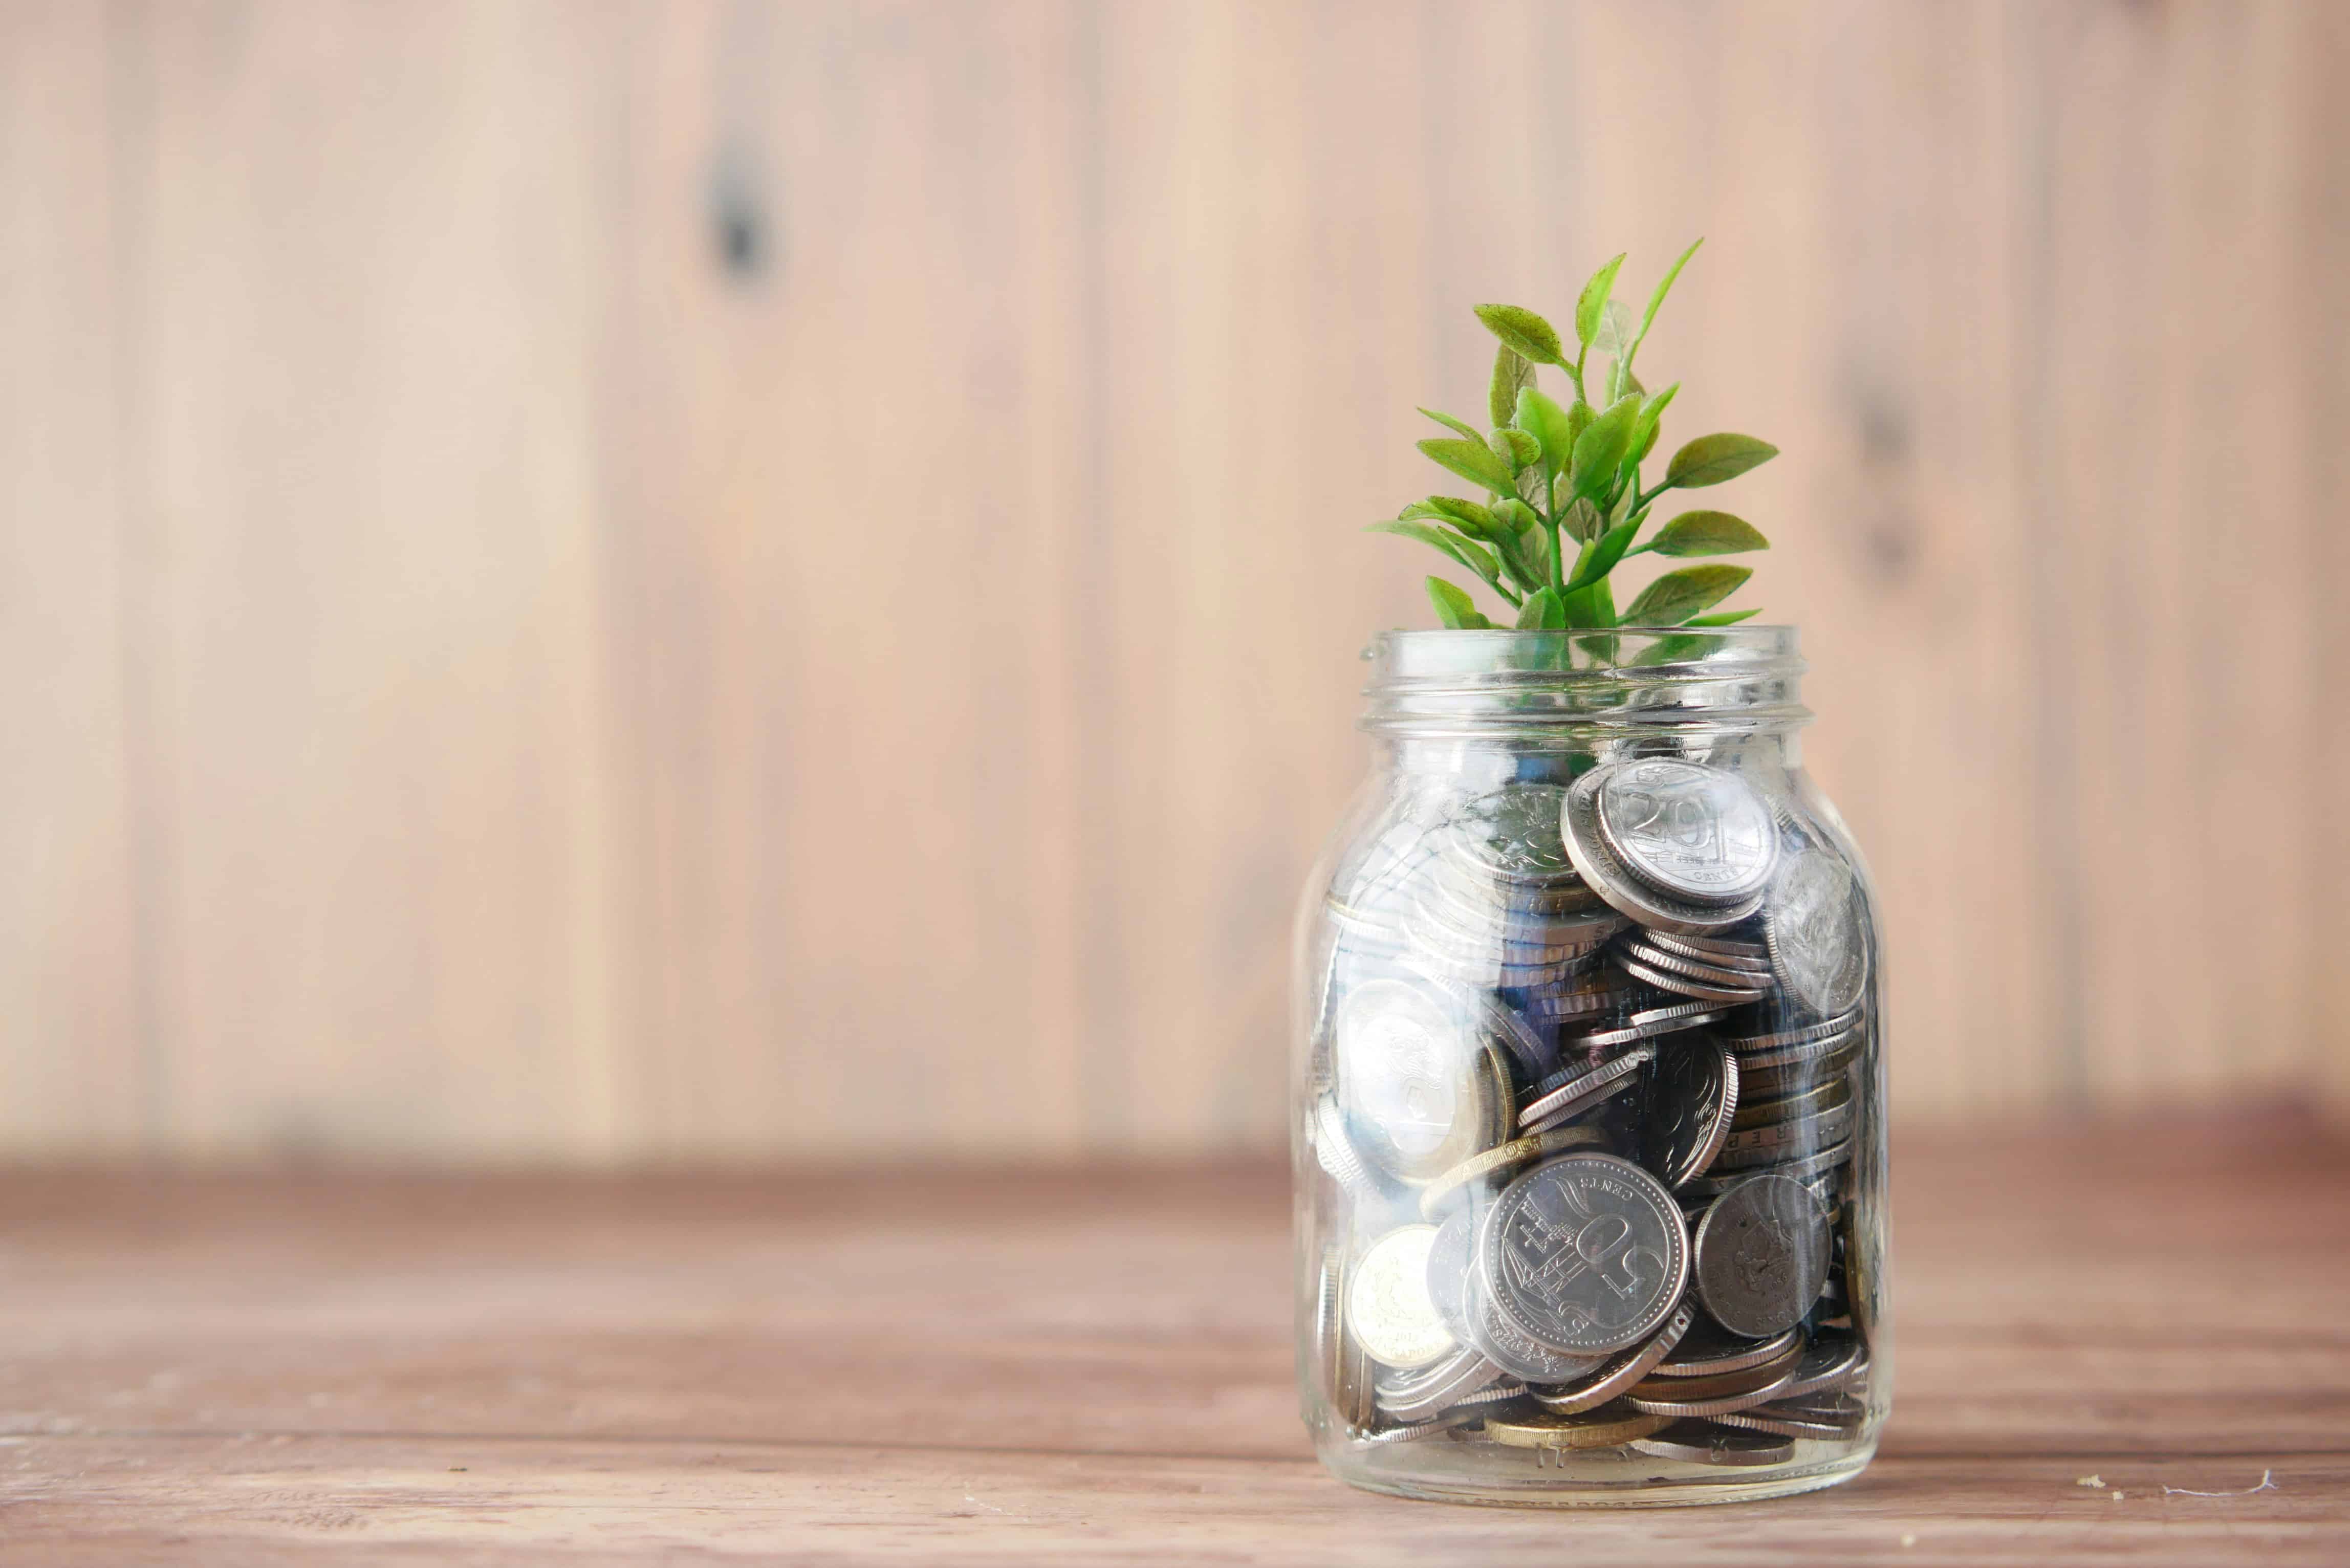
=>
[1478,1405,1672,1450]
[1631,1421,1796,1466]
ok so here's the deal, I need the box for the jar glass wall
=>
[1293,628,1887,1507]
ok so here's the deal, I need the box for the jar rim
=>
[1359,626,1809,736]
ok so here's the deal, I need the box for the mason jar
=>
[1293,627,1887,1506]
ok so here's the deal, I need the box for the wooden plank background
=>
[3,0,2345,1164]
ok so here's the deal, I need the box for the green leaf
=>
[1426,575,1492,629]
[1629,381,1680,466]
[1569,394,1643,502]
[1561,497,1604,545]
[1416,496,1497,537]
[1562,573,1616,636]
[1489,345,1537,429]
[1649,510,1771,557]
[1565,517,1642,592]
[1574,254,1626,347]
[1687,607,1761,626]
[1622,564,1753,625]
[1494,523,1550,594]
[1516,586,1566,630]
[1474,303,1565,366]
[1626,237,1702,368]
[1663,432,1779,489]
[1418,436,1515,493]
[1514,386,1576,477]
[1487,497,1538,536]
[1418,407,1485,443]
[1366,519,1500,586]
[1491,427,1541,470]
[1591,299,1636,356]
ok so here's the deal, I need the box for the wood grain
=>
[2,1,2347,1161]
[0,1120,2343,1561]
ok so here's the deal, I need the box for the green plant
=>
[1369,241,1777,631]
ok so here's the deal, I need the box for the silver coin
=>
[1764,847,1871,1019]
[1311,1096,1381,1197]
[1631,1421,1798,1466]
[1441,784,1580,884]
[1711,1100,1855,1169]
[1650,1323,1802,1378]
[1569,1001,1736,1050]
[1622,937,1775,988]
[1647,929,1772,967]
[1529,1299,1696,1415]
[1354,1408,1485,1444]
[1517,1046,1656,1129]
[1520,976,1643,1021]
[1622,1361,1799,1417]
[1692,1173,1832,1339]
[1481,1152,1690,1355]
[1348,1225,1457,1369]
[1737,1044,1859,1105]
[1680,1139,1852,1200]
[1333,978,1508,1182]
[1594,759,1780,905]
[1710,1391,1870,1439]
[1731,1075,1852,1130]
[1733,1025,1862,1078]
[1473,991,1560,1080]
[1517,1071,1643,1136]
[1645,1038,1740,1188]
[1723,1008,1862,1054]
[1422,1207,1481,1343]
[1460,1251,1611,1382]
[1560,769,1768,934]
[1374,1345,1506,1422]
[1616,952,1773,1005]
[1777,1333,1868,1400]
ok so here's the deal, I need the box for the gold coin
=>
[1416,1124,1609,1220]
[1478,1405,1671,1450]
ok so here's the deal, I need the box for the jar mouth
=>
[1359,626,1809,737]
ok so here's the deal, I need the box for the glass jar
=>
[1293,627,1886,1507]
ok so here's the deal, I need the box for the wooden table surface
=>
[1,1117,2343,1564]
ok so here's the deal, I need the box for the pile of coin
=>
[1308,756,1876,1470]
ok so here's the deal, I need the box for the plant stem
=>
[1547,517,1565,596]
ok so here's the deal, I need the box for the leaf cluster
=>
[1368,241,1778,633]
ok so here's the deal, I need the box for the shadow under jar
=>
[1294,627,1887,1507]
